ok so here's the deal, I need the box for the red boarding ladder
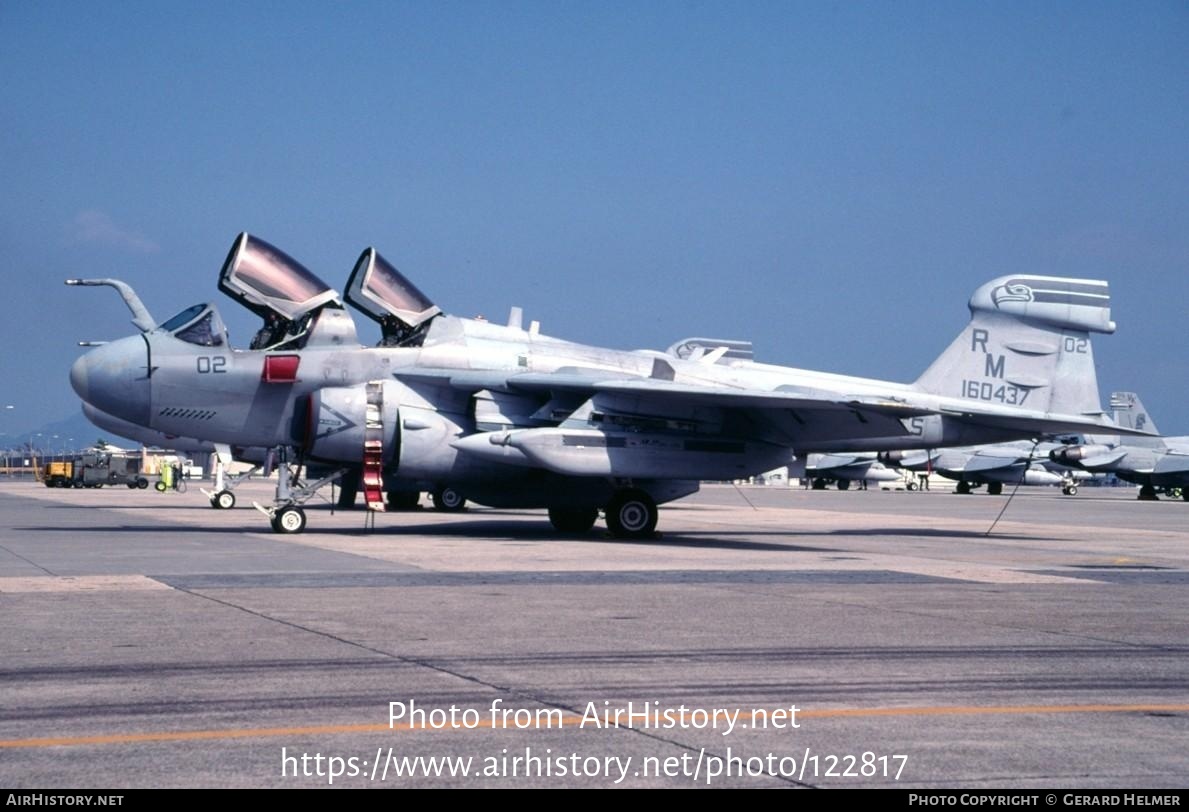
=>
[362,382,386,512]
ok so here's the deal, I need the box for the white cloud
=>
[69,210,159,253]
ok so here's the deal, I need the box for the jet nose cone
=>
[69,353,89,401]
[69,338,151,427]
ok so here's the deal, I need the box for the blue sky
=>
[2,1,1187,439]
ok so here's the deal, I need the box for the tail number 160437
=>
[961,380,1029,405]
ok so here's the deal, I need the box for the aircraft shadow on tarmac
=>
[15,514,1054,547]
[14,517,825,551]
[14,524,271,536]
[304,518,827,552]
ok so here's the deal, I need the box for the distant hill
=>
[0,409,133,453]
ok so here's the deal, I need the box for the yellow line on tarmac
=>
[2,703,1186,749]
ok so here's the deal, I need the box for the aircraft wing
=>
[514,375,937,418]
[812,454,872,471]
[1153,451,1189,476]
[960,454,1029,474]
[935,406,1141,439]
[397,368,934,417]
[1077,450,1129,469]
[895,450,939,468]
[397,367,1137,441]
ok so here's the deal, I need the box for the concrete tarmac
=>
[1,479,1186,788]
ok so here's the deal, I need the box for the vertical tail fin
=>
[1110,391,1158,433]
[914,276,1115,418]
[1109,391,1165,448]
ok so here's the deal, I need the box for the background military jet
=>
[69,233,1136,536]
[881,441,1087,495]
[804,453,905,490]
[1050,392,1189,501]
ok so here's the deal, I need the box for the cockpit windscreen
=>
[159,304,228,347]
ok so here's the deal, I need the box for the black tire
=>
[811,478,827,490]
[987,482,1003,496]
[155,481,166,492]
[127,482,137,489]
[273,506,307,534]
[1065,485,1078,496]
[604,489,658,539]
[213,490,236,510]
[548,507,599,534]
[955,481,971,495]
[386,491,421,511]
[1182,489,1189,502]
[137,478,149,489]
[1138,484,1159,501]
[837,480,850,491]
[432,487,467,512]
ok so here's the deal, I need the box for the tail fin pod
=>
[914,276,1115,417]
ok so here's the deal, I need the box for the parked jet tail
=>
[1107,391,1166,449]
[914,276,1115,422]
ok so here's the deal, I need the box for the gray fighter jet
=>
[804,453,904,490]
[1049,392,1189,500]
[881,440,1086,495]
[68,233,1136,536]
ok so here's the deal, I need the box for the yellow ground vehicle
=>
[40,452,149,489]
[42,461,74,488]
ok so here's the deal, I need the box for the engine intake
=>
[304,382,400,465]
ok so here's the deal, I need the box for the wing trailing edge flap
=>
[939,407,1151,439]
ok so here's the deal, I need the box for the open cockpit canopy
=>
[345,248,441,339]
[218,233,342,321]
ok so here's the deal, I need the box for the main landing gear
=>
[603,489,658,539]
[545,488,659,539]
[431,487,467,512]
[251,447,347,534]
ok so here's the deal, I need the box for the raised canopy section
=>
[345,248,441,334]
[218,232,341,321]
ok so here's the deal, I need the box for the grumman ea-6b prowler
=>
[1051,391,1189,501]
[68,233,1139,537]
